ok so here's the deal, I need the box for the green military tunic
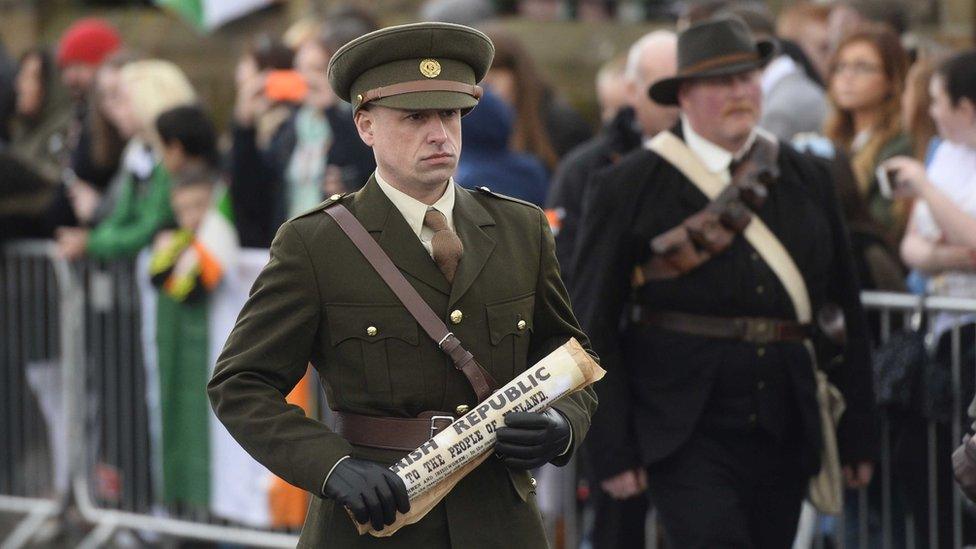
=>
[208,176,597,547]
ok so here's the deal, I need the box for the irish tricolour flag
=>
[157,0,276,31]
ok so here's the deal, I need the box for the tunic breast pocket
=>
[325,304,420,408]
[486,293,535,383]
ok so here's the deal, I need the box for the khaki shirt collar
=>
[374,169,456,238]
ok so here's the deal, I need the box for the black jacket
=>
[542,90,593,160]
[572,126,878,481]
[547,107,642,282]
[229,105,375,248]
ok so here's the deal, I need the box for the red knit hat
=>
[57,18,122,68]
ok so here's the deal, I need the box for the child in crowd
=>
[148,160,237,508]
[149,162,236,301]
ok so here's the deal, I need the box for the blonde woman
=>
[825,23,912,243]
[56,59,196,260]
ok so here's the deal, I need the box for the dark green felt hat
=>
[649,16,776,106]
[328,22,494,113]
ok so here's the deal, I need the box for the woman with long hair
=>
[825,23,911,242]
[0,47,69,239]
[86,52,139,182]
[901,55,942,163]
[8,47,71,185]
[60,50,141,228]
[480,26,591,172]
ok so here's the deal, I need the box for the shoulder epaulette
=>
[288,192,347,222]
[474,186,537,209]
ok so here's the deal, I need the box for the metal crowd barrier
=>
[1,240,297,547]
[0,240,79,548]
[842,290,976,549]
[637,291,976,549]
[68,250,299,548]
[7,236,976,548]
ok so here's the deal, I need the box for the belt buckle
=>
[743,318,774,344]
[429,415,454,439]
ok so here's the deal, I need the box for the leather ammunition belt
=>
[633,133,780,287]
[633,308,811,344]
[333,410,455,452]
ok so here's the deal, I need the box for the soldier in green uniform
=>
[208,22,597,548]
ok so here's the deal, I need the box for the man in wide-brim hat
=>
[209,21,597,548]
[574,16,879,548]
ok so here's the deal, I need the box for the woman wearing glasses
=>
[825,23,912,244]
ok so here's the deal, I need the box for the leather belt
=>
[333,411,455,452]
[633,308,811,344]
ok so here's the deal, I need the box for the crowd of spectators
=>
[3,0,976,545]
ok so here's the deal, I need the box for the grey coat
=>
[761,69,828,142]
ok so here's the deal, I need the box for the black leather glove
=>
[322,458,410,531]
[495,408,571,470]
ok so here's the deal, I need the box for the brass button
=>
[517,320,527,331]
[330,193,342,201]
[748,413,757,423]
[450,310,463,324]
[751,252,760,261]
[757,381,766,390]
[756,285,765,294]
[366,326,378,337]
[529,476,537,487]
[455,404,470,415]
[757,347,766,357]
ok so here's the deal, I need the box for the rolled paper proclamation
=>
[352,337,604,537]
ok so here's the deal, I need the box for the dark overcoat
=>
[571,126,878,483]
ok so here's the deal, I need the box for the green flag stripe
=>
[157,0,205,30]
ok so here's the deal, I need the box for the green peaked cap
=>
[328,22,495,114]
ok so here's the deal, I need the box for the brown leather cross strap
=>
[358,80,484,108]
[324,203,498,402]
[632,133,780,286]
[333,410,455,452]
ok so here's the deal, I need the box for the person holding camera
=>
[892,49,976,316]
[883,47,976,490]
[883,49,976,545]
[229,19,376,248]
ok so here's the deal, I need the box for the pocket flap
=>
[326,304,419,346]
[486,293,535,345]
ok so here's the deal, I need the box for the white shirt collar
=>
[374,169,456,238]
[123,139,156,180]
[681,115,758,178]
[761,54,800,96]
[681,114,756,173]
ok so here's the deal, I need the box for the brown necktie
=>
[424,209,463,283]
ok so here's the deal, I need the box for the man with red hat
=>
[57,17,121,101]
[573,16,879,547]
